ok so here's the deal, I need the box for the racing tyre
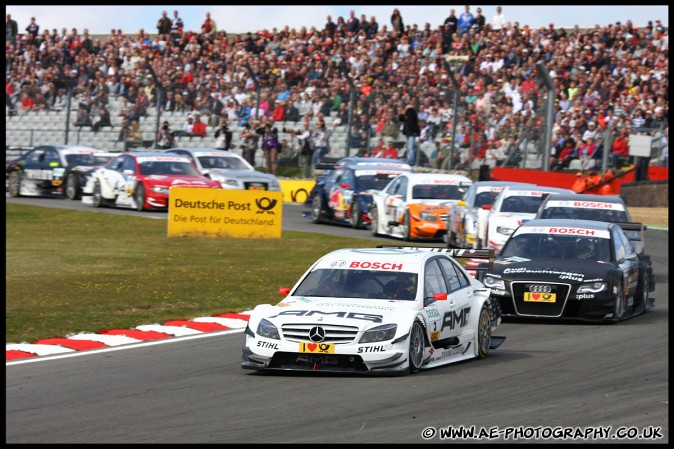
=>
[64,174,80,200]
[407,320,425,374]
[370,207,380,236]
[612,280,626,323]
[7,172,21,197]
[350,200,362,229]
[477,304,491,359]
[635,272,649,315]
[134,183,146,211]
[403,211,412,241]
[310,196,324,224]
[92,180,105,207]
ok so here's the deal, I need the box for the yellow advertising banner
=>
[279,179,316,203]
[168,187,283,238]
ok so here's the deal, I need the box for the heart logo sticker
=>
[532,293,541,300]
[307,343,317,352]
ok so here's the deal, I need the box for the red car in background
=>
[81,151,222,211]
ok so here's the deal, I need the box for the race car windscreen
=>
[139,161,201,176]
[501,195,547,213]
[65,153,101,166]
[198,156,250,170]
[500,234,611,262]
[539,206,629,222]
[356,173,398,191]
[293,269,418,300]
[412,184,468,200]
[475,191,501,208]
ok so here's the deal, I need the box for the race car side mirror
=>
[481,204,492,210]
[434,292,448,301]
[340,183,350,189]
[279,287,291,296]
[457,200,467,206]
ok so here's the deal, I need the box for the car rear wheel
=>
[370,207,380,236]
[407,320,425,374]
[7,172,21,197]
[403,211,412,241]
[311,196,324,223]
[350,200,362,229]
[64,174,80,200]
[635,272,649,315]
[92,180,105,207]
[477,304,491,359]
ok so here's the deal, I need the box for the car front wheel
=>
[311,196,323,223]
[7,172,21,197]
[407,320,425,374]
[635,272,650,315]
[613,280,626,323]
[370,207,380,236]
[350,200,362,229]
[92,180,105,207]
[402,211,412,241]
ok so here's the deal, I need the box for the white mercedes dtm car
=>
[242,246,505,375]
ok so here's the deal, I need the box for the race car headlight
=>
[270,180,281,190]
[419,212,439,222]
[151,186,170,194]
[256,319,280,340]
[223,179,241,187]
[359,324,397,343]
[577,282,607,294]
[496,226,515,236]
[482,276,505,290]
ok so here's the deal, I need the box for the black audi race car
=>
[6,145,116,200]
[479,219,654,323]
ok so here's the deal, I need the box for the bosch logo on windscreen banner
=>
[168,187,283,238]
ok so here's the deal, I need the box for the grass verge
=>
[6,203,377,343]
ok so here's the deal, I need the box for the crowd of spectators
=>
[5,7,669,169]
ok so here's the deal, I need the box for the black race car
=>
[6,145,116,200]
[305,158,412,229]
[479,219,654,323]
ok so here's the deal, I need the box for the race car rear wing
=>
[614,221,645,243]
[376,246,494,278]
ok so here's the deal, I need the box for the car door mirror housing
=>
[434,292,448,301]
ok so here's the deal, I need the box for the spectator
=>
[611,128,630,169]
[375,140,399,159]
[390,8,404,34]
[171,10,184,40]
[92,106,112,133]
[492,6,506,31]
[117,119,130,150]
[6,13,18,44]
[311,120,335,170]
[240,123,259,166]
[458,5,474,37]
[191,113,207,138]
[156,121,175,149]
[214,118,233,151]
[156,10,172,36]
[372,137,386,157]
[173,114,194,138]
[429,141,447,168]
[25,16,39,44]
[19,93,35,113]
[201,11,217,41]
[473,7,486,31]
[444,9,458,35]
[257,118,280,175]
[72,106,92,127]
[399,104,420,165]
[128,120,143,148]
[291,120,314,178]
[656,126,668,167]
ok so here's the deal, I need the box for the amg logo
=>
[441,307,471,331]
[295,355,339,365]
[270,310,383,323]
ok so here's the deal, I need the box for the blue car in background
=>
[306,158,412,229]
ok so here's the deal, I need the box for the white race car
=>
[485,185,575,253]
[369,173,473,241]
[445,181,536,249]
[167,148,281,191]
[242,246,505,375]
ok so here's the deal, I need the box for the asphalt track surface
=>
[5,198,669,444]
